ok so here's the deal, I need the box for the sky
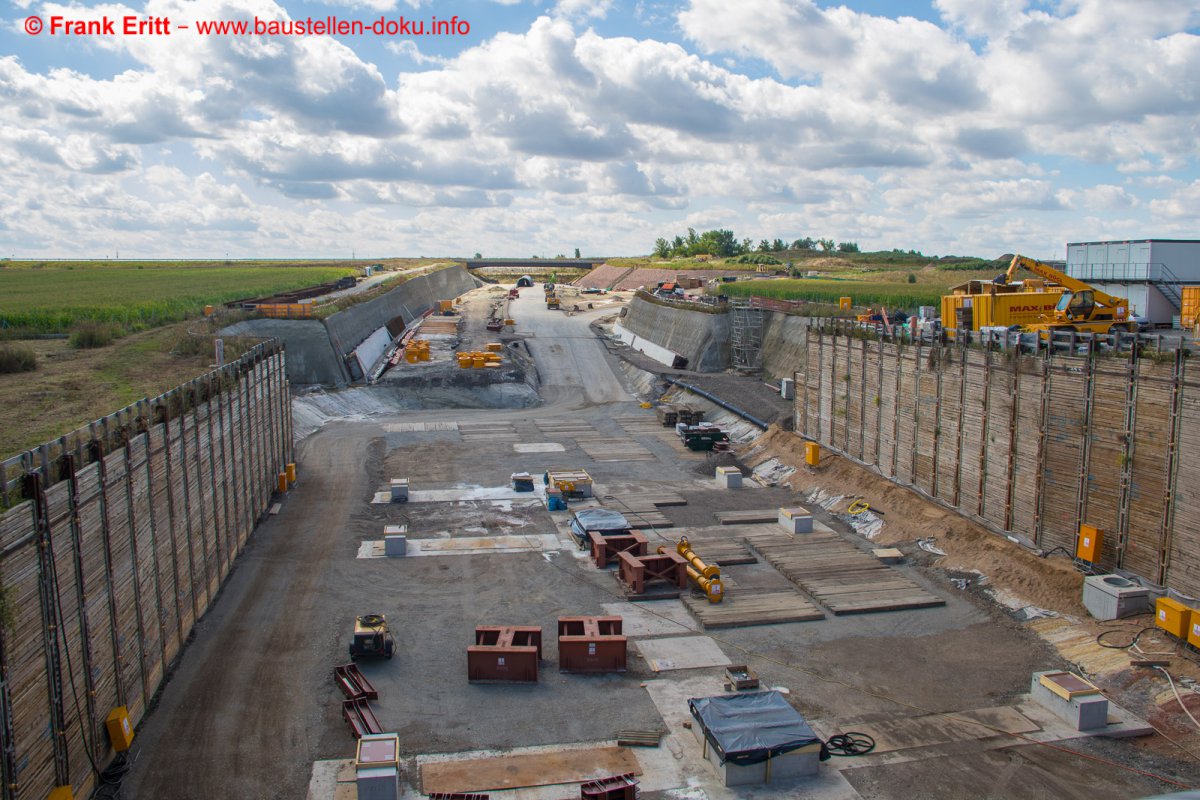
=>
[2,0,1198,260]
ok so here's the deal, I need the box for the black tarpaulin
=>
[688,691,820,766]
[570,508,631,532]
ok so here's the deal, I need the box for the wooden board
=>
[746,532,945,615]
[715,509,779,525]
[421,747,639,793]
[673,535,757,566]
[681,591,824,629]
[578,438,655,462]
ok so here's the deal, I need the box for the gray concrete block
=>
[1031,671,1109,731]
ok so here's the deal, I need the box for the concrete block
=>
[778,506,813,534]
[389,478,408,503]
[780,378,795,400]
[1031,671,1109,731]
[715,466,742,488]
[689,717,820,785]
[384,535,407,557]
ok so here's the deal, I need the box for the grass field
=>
[0,262,359,332]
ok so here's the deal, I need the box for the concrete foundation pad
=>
[513,442,567,453]
[602,600,699,637]
[636,635,732,672]
[357,534,563,558]
[372,485,546,503]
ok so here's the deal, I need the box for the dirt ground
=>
[118,283,1200,799]
[0,322,228,457]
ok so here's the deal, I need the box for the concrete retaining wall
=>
[619,296,730,372]
[760,314,812,380]
[224,266,480,385]
[220,319,344,385]
[322,266,479,364]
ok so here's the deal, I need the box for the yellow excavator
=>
[998,255,1133,335]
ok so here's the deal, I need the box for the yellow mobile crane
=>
[998,255,1133,335]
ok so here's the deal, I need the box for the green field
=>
[0,263,358,332]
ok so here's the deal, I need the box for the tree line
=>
[652,228,860,259]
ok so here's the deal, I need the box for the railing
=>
[805,316,1192,355]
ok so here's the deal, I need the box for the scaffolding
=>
[730,298,764,370]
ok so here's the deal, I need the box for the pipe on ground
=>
[664,378,770,429]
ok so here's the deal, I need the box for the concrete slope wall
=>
[221,318,344,385]
[225,266,480,385]
[0,344,291,800]
[323,265,480,364]
[797,325,1200,596]
[619,295,730,372]
[760,314,811,380]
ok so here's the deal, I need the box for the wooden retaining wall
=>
[0,342,290,800]
[796,327,1200,594]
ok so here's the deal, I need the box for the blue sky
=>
[2,0,1198,259]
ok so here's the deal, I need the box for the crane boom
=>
[1004,254,1131,333]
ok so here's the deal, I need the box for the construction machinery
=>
[349,614,394,660]
[546,294,561,309]
[958,254,1132,335]
[662,536,724,603]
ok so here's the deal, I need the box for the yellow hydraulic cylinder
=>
[675,536,720,578]
[661,537,724,603]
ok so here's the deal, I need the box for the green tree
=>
[792,237,815,250]
[819,238,836,252]
[772,238,786,251]
[741,238,753,254]
[758,239,771,252]
[574,247,581,259]
[837,241,860,253]
[474,252,482,259]
[653,238,671,258]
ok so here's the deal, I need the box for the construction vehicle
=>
[547,295,561,310]
[349,614,394,660]
[991,255,1132,335]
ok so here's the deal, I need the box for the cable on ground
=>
[824,732,876,756]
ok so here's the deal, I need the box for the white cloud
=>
[0,1,1197,258]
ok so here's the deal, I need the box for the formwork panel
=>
[1123,361,1173,581]
[876,343,900,479]
[846,343,865,461]
[935,352,963,504]
[1040,360,1087,553]
[861,340,882,466]
[1085,363,1128,570]
[830,340,848,452]
[1167,370,1200,596]
[914,348,939,495]
[128,434,164,694]
[893,347,918,486]
[101,448,145,722]
[957,350,988,516]
[0,503,57,800]
[1010,358,1045,541]
[818,340,834,448]
[148,424,181,665]
[982,359,1015,529]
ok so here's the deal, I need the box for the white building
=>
[1065,239,1200,326]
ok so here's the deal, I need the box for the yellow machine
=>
[941,282,1065,331]
[350,614,395,660]
[662,536,724,603]
[999,255,1132,334]
[547,295,560,309]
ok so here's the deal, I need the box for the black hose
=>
[825,732,876,756]
[664,378,770,429]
